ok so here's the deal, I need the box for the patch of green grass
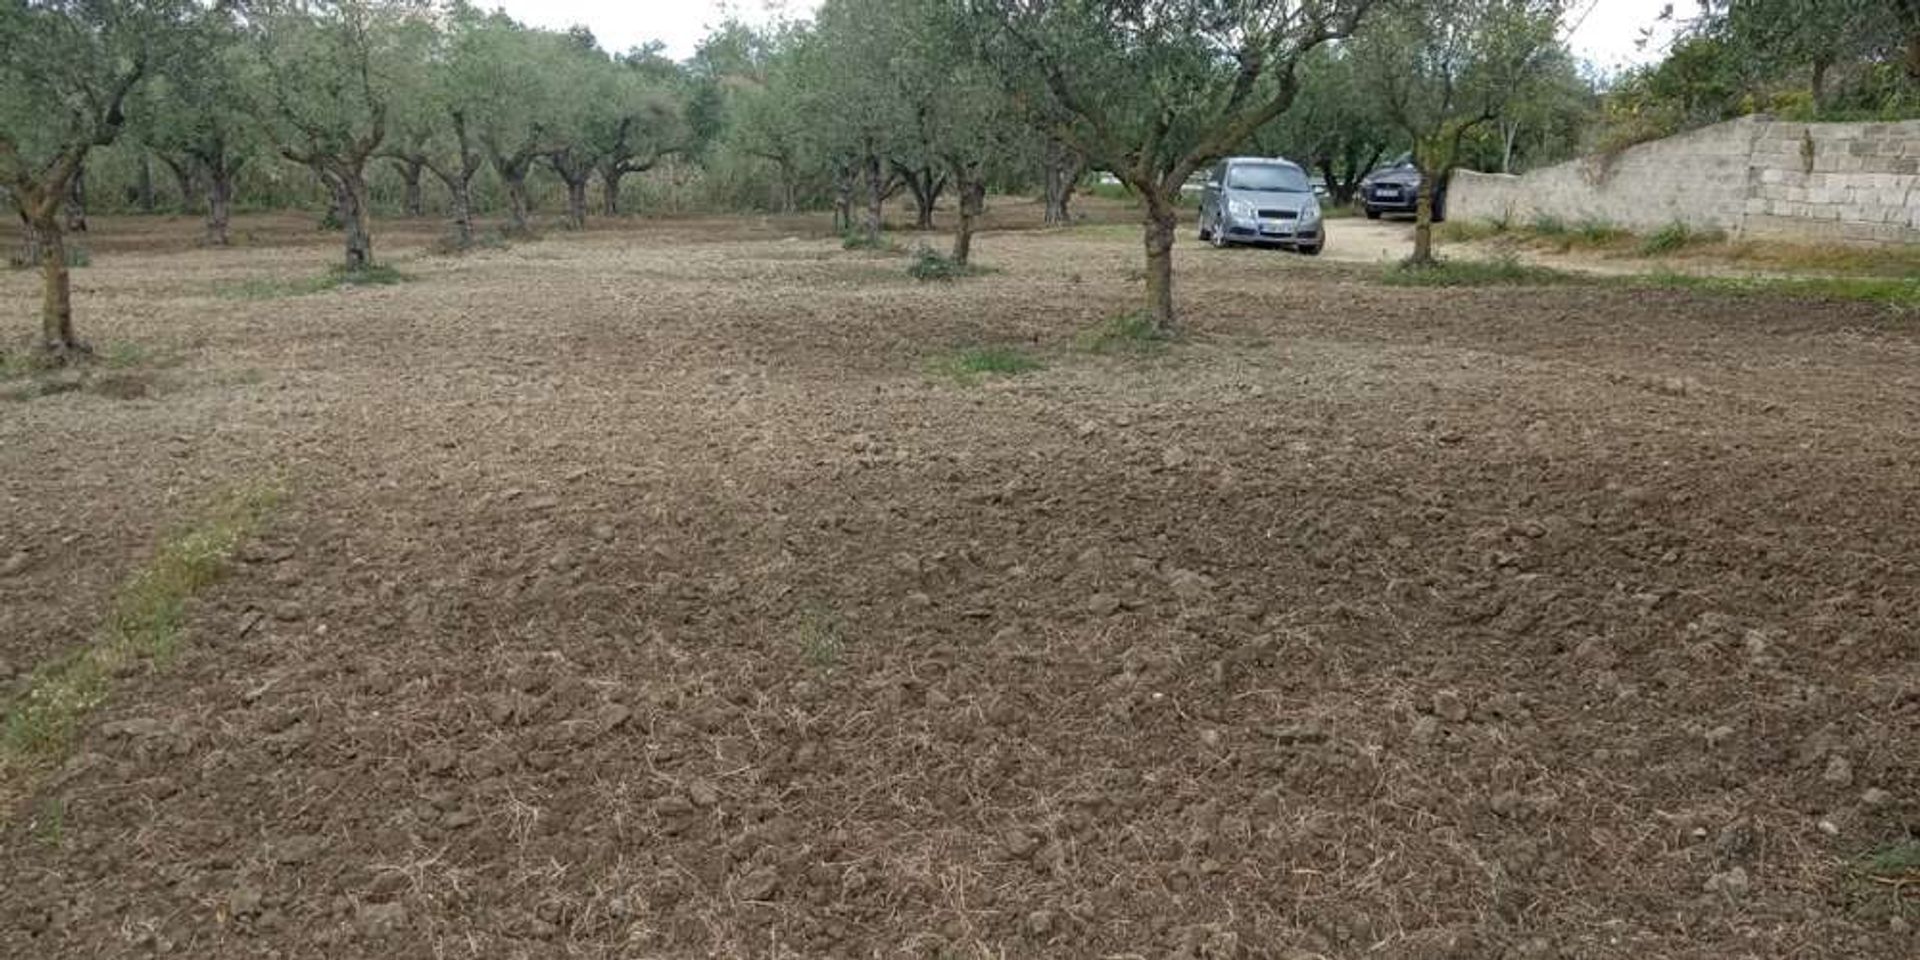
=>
[930,346,1044,383]
[1636,272,1920,312]
[796,607,845,671]
[1529,214,1567,237]
[0,483,282,786]
[1075,309,1169,353]
[29,797,64,847]
[101,342,151,369]
[1379,256,1582,288]
[1435,219,1508,244]
[1576,218,1628,245]
[1638,222,1728,256]
[906,247,991,282]
[216,263,410,300]
[1865,839,1920,877]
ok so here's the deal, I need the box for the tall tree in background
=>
[464,18,569,234]
[1356,0,1564,265]
[245,0,406,270]
[1250,45,1394,204]
[967,0,1377,333]
[1,0,180,360]
[136,5,256,245]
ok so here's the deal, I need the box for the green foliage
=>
[217,264,409,299]
[1577,218,1628,245]
[0,484,279,775]
[1077,310,1169,353]
[930,346,1043,382]
[906,247,988,281]
[796,606,845,671]
[1381,256,1580,287]
[1640,221,1722,255]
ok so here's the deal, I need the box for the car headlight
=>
[1300,202,1321,224]
[1227,199,1255,220]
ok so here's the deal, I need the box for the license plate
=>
[1376,188,1400,197]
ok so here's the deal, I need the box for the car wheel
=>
[1211,226,1229,249]
[1298,243,1323,257]
[1364,207,1381,220]
[1197,216,1212,242]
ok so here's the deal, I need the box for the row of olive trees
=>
[3,0,690,360]
[6,0,1577,360]
[725,0,1572,328]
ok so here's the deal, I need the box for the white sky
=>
[489,0,1683,75]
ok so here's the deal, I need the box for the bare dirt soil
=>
[2,200,1917,959]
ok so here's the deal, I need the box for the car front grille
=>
[1257,209,1297,220]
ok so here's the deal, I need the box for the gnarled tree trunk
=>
[316,167,374,271]
[206,168,233,246]
[563,177,589,229]
[1140,189,1178,333]
[861,151,885,243]
[952,176,985,266]
[901,166,943,230]
[64,168,87,233]
[13,207,42,269]
[135,154,155,213]
[1410,170,1438,266]
[393,157,425,217]
[600,166,625,216]
[36,213,82,357]
[432,168,475,247]
[160,154,198,215]
[832,160,855,233]
[1043,139,1084,226]
[504,174,531,233]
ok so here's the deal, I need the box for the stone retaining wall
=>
[1450,116,1919,247]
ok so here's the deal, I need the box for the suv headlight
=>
[1300,201,1321,224]
[1227,198,1255,220]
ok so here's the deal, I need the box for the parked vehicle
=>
[1359,156,1446,221]
[1195,157,1324,255]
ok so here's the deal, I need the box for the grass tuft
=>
[1076,310,1168,353]
[796,607,845,671]
[930,346,1043,383]
[1381,256,1581,288]
[0,484,282,787]
[841,230,895,252]
[1636,272,1919,312]
[906,247,990,282]
[217,263,410,300]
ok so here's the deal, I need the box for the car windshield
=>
[1226,164,1309,192]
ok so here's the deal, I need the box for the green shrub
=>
[1529,214,1567,236]
[906,247,987,281]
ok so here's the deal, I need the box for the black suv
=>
[1359,158,1446,221]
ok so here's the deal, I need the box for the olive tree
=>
[1,0,182,360]
[1355,0,1564,265]
[135,5,256,246]
[460,17,571,234]
[966,0,1377,333]
[244,0,412,271]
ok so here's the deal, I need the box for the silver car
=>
[1196,157,1325,255]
